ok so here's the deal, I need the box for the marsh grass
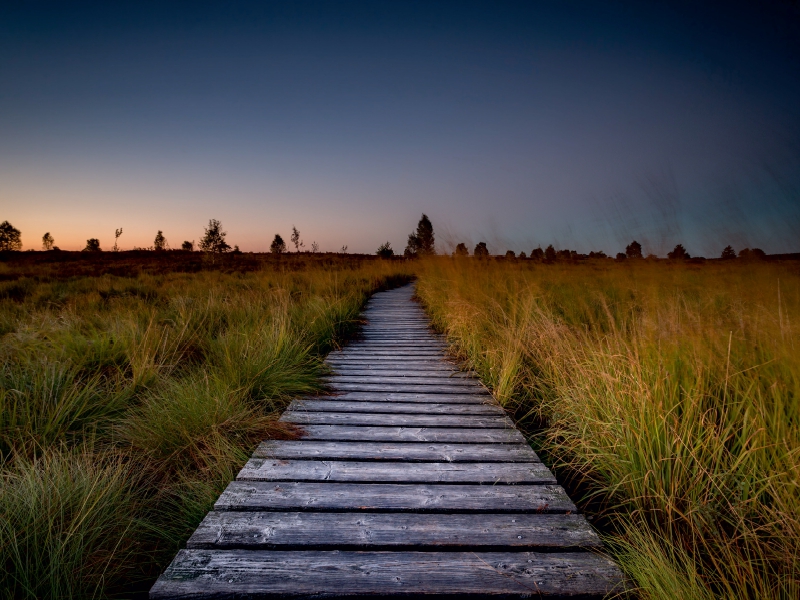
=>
[0,255,412,597]
[416,258,799,599]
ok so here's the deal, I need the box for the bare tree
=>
[42,232,54,251]
[113,228,123,252]
[310,241,319,253]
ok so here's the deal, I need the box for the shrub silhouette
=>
[112,228,123,252]
[83,238,102,252]
[270,234,287,254]
[473,242,489,258]
[721,245,736,260]
[625,240,643,259]
[42,232,54,251]
[738,247,765,260]
[616,252,627,261]
[454,243,469,257]
[405,214,435,257]
[530,247,544,261]
[376,242,394,258]
[588,250,607,259]
[504,250,516,259]
[519,251,527,259]
[544,245,556,262]
[153,230,167,251]
[667,244,690,260]
[181,240,194,251]
[0,221,22,251]
[199,219,231,254]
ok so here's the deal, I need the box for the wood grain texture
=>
[280,411,511,427]
[328,368,472,378]
[293,425,527,443]
[253,440,540,462]
[327,375,483,388]
[288,400,502,415]
[214,481,576,513]
[236,459,555,483]
[187,512,600,550]
[150,550,624,599]
[322,391,490,403]
[327,383,491,394]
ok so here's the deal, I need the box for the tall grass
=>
[0,257,412,597]
[416,258,799,599]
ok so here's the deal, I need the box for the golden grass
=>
[416,257,799,599]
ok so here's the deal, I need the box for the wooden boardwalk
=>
[151,284,623,598]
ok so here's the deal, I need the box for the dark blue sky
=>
[2,1,799,254]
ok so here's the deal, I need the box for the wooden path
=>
[151,284,623,598]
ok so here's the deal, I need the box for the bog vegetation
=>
[416,257,799,600]
[0,252,412,598]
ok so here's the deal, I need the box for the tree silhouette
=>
[588,250,607,259]
[518,251,527,259]
[376,242,394,258]
[181,240,194,251]
[738,247,765,260]
[0,221,22,251]
[625,240,643,259]
[616,252,627,261]
[473,242,489,258]
[290,226,304,252]
[454,243,469,257]
[530,247,544,261]
[113,228,123,252]
[199,219,231,254]
[310,241,319,253]
[404,214,435,257]
[721,245,736,260]
[667,244,690,260]
[505,250,516,259]
[42,232,54,251]
[544,245,556,262]
[83,238,102,252]
[153,230,167,251]
[270,234,287,254]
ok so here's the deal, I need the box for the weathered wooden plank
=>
[253,440,539,462]
[288,400,502,415]
[329,368,472,378]
[237,459,555,483]
[327,375,482,388]
[215,481,576,513]
[328,354,449,363]
[187,512,599,550]
[151,549,623,599]
[330,349,446,357]
[322,391,493,403]
[329,383,490,394]
[327,358,461,368]
[294,425,526,443]
[280,411,511,427]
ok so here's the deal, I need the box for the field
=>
[1,251,798,599]
[416,258,799,599]
[0,252,413,598]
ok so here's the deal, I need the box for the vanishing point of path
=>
[151,283,624,598]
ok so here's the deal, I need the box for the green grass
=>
[0,255,413,598]
[416,257,799,600]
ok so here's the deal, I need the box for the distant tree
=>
[473,242,489,258]
[588,250,607,259]
[667,244,690,260]
[738,247,765,260]
[556,249,572,260]
[290,226,304,252]
[721,245,736,260]
[505,250,516,259]
[42,232,54,251]
[544,245,556,262]
[199,219,231,255]
[625,240,643,259]
[232,245,242,254]
[405,214,435,257]
[153,230,167,251]
[340,245,348,254]
[113,228,123,252]
[646,253,658,260]
[376,242,394,258]
[310,241,320,253]
[616,252,627,261]
[181,240,194,251]
[530,247,544,261]
[518,251,527,259]
[0,221,22,251]
[270,234,287,254]
[83,238,102,252]
[454,243,469,257]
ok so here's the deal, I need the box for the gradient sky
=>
[2,1,799,255]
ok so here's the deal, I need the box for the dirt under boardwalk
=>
[150,283,624,598]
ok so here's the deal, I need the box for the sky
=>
[1,0,799,256]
